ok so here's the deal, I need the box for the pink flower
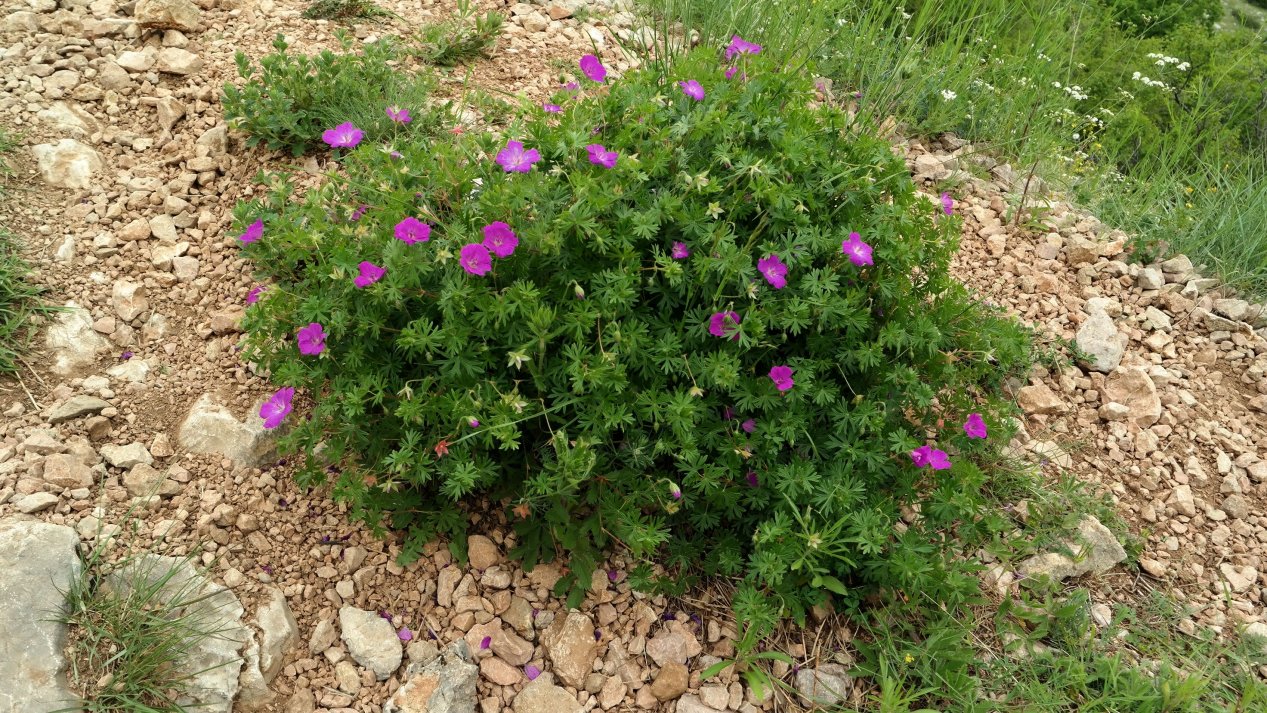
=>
[768,365,794,391]
[495,140,541,173]
[469,419,480,428]
[724,35,762,60]
[841,231,874,266]
[746,470,759,487]
[964,413,988,439]
[395,217,432,245]
[354,261,385,288]
[350,204,369,222]
[482,222,518,258]
[911,445,952,470]
[259,387,294,430]
[297,322,326,356]
[741,419,755,433]
[708,311,741,340]
[246,285,265,304]
[386,105,412,124]
[525,665,541,681]
[543,103,562,113]
[757,254,788,289]
[668,482,682,500]
[941,192,954,216]
[398,627,414,642]
[480,636,491,650]
[580,54,607,82]
[671,242,690,260]
[322,122,363,149]
[679,79,705,101]
[725,66,738,80]
[460,243,492,276]
[586,143,618,168]
[238,219,263,244]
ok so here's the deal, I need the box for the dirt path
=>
[1,0,1266,711]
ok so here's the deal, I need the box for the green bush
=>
[222,33,443,156]
[236,45,1029,636]
[1100,0,1221,37]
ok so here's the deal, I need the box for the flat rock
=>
[36,100,99,137]
[675,694,723,713]
[155,47,202,75]
[513,677,583,713]
[123,462,179,497]
[542,611,598,689]
[467,534,501,570]
[385,641,477,713]
[644,621,700,667]
[45,303,110,375]
[42,453,95,489]
[32,139,102,189]
[15,492,59,513]
[177,394,279,467]
[339,606,401,680]
[1018,516,1126,582]
[100,442,153,469]
[1017,383,1067,415]
[649,661,688,701]
[0,518,81,713]
[48,394,110,424]
[794,663,853,708]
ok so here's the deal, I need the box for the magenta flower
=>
[911,445,952,470]
[482,222,518,258]
[725,35,763,60]
[350,204,369,222]
[586,143,618,168]
[322,122,363,149]
[757,254,788,289]
[296,322,326,356]
[495,140,541,173]
[769,365,794,391]
[259,387,294,430]
[543,103,562,113]
[246,285,265,304]
[964,413,988,439]
[668,481,682,500]
[398,627,414,642]
[480,636,491,650]
[708,311,741,340]
[469,419,480,428]
[563,81,580,92]
[525,665,541,681]
[679,79,705,101]
[671,242,690,260]
[725,66,738,80]
[580,54,607,82]
[460,243,492,276]
[746,470,759,487]
[354,261,385,288]
[238,219,263,245]
[841,231,874,266]
[395,217,432,245]
[941,192,954,216]
[386,105,412,124]
[741,419,756,434]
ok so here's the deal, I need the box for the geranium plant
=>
[236,42,1029,639]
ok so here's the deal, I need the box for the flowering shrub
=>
[236,44,1029,635]
[223,33,444,156]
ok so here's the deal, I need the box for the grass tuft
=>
[302,0,393,21]
[412,0,504,66]
[0,228,56,375]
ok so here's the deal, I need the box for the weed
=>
[412,0,503,66]
[302,0,393,21]
[0,228,56,375]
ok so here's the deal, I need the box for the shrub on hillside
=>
[1100,0,1221,37]
[223,33,443,156]
[234,44,1029,637]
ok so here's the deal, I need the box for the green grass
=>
[0,228,56,375]
[57,538,233,712]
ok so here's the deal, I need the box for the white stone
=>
[32,139,103,189]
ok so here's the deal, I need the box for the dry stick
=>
[1011,101,1043,230]
[14,371,38,410]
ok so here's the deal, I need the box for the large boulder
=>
[32,139,103,189]
[0,518,81,713]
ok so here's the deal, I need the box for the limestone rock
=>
[16,492,59,513]
[1220,564,1258,594]
[1103,367,1162,427]
[178,394,279,467]
[385,641,477,713]
[467,534,501,570]
[32,139,102,189]
[1017,383,1067,415]
[111,280,148,322]
[123,462,179,497]
[338,606,401,680]
[100,442,153,469]
[135,0,201,31]
[675,694,723,713]
[42,453,95,489]
[1018,516,1126,582]
[155,47,202,75]
[513,677,584,713]
[542,611,599,689]
[48,395,110,423]
[644,621,701,667]
[37,101,99,137]
[256,587,298,681]
[794,663,853,708]
[45,303,110,375]
[1075,309,1126,374]
[649,661,688,701]
[0,519,81,713]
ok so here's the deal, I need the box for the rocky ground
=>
[1,0,1266,711]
